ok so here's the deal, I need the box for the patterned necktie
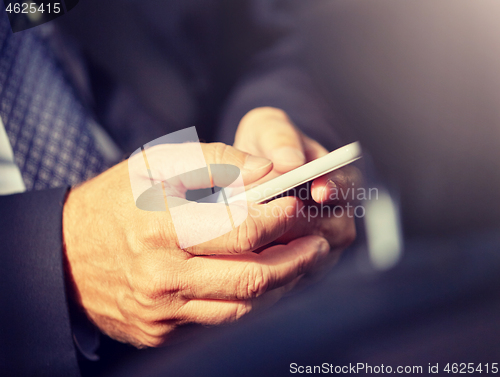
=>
[0,14,107,191]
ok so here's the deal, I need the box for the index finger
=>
[182,196,303,255]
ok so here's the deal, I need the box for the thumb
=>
[235,108,306,173]
[201,142,273,186]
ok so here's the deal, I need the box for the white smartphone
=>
[222,141,362,204]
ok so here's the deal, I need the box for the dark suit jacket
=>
[0,188,79,377]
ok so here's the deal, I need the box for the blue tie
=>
[0,14,107,191]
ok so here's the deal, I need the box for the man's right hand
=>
[63,142,330,348]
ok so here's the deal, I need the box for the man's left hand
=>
[234,107,363,270]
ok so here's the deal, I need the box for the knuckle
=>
[123,262,161,299]
[137,308,163,324]
[131,287,155,308]
[141,215,177,249]
[134,269,164,298]
[130,272,178,314]
[240,264,270,299]
[210,142,230,165]
[127,261,182,304]
[132,286,161,312]
[226,218,259,254]
[275,205,292,233]
[135,222,163,251]
[137,321,173,347]
[123,294,158,324]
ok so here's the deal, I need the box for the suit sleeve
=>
[217,0,341,150]
[0,187,81,377]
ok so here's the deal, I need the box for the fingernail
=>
[316,240,330,262]
[270,147,306,167]
[243,155,273,171]
[322,180,337,202]
[313,179,337,202]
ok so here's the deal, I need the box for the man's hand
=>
[63,142,330,348]
[235,107,362,264]
[235,107,329,177]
